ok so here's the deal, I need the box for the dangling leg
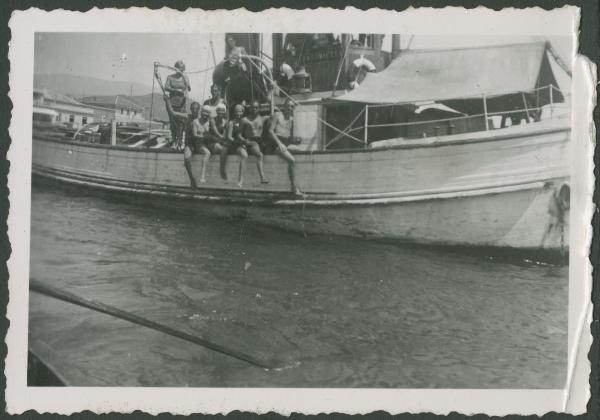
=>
[236,146,248,188]
[250,141,268,183]
[183,146,197,188]
[220,144,229,182]
[276,146,301,195]
[198,145,211,184]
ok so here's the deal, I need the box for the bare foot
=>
[260,178,269,184]
[237,181,244,188]
[200,177,207,184]
[190,178,198,189]
[292,187,304,197]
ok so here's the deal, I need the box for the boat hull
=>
[32,120,571,252]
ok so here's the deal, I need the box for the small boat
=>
[32,38,571,254]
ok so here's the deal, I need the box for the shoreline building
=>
[80,95,146,124]
[33,88,95,128]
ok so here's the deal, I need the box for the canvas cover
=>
[335,42,558,104]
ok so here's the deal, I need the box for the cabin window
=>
[69,114,74,123]
[82,117,87,124]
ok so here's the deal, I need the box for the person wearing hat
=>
[225,104,268,188]
[165,60,191,149]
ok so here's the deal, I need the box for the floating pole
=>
[29,278,277,369]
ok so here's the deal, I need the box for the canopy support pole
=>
[482,95,489,131]
[549,84,554,119]
[364,105,369,147]
[521,92,531,122]
[148,63,156,140]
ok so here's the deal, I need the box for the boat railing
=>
[325,84,568,149]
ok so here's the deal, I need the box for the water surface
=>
[28,185,568,388]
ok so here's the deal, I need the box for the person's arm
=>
[209,119,223,140]
[163,94,187,119]
[183,74,191,92]
[238,119,251,145]
[226,121,234,143]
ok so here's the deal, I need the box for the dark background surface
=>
[1,0,598,418]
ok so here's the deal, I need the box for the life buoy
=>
[348,56,376,89]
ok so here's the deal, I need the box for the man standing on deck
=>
[266,98,302,195]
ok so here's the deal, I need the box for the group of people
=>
[163,64,302,195]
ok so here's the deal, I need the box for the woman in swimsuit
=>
[226,104,268,188]
[203,84,227,118]
[210,103,229,181]
[165,60,191,149]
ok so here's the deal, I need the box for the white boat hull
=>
[32,119,571,252]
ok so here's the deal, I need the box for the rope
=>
[154,62,215,75]
[244,56,364,144]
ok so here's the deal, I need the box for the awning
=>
[334,42,558,104]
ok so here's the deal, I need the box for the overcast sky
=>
[34,33,573,96]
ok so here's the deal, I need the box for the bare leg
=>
[183,146,197,188]
[219,144,229,181]
[198,145,211,183]
[276,146,301,195]
[250,142,268,183]
[236,147,248,188]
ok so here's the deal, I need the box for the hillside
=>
[34,73,153,98]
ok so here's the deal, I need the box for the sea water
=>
[28,185,568,388]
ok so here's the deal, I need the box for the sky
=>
[34,33,574,97]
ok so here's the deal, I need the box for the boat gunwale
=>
[33,121,571,156]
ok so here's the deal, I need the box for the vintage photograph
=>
[6,6,594,416]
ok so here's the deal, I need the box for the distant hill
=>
[34,73,153,98]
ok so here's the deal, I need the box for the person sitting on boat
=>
[266,98,302,195]
[209,103,230,181]
[163,95,201,188]
[203,84,228,118]
[164,60,191,149]
[225,104,268,188]
[241,100,268,153]
[192,105,222,185]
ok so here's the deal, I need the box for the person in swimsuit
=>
[203,84,227,118]
[164,60,191,149]
[193,105,221,184]
[164,95,199,188]
[267,98,302,195]
[225,104,268,188]
[241,101,267,153]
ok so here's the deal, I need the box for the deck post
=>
[483,95,489,131]
[364,105,369,147]
[521,92,531,122]
[111,119,117,146]
[549,85,554,119]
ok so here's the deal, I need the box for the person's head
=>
[215,103,227,118]
[234,104,244,119]
[282,98,294,116]
[174,60,186,72]
[210,84,221,98]
[200,105,212,120]
[226,36,236,48]
[189,101,200,117]
[249,100,260,116]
